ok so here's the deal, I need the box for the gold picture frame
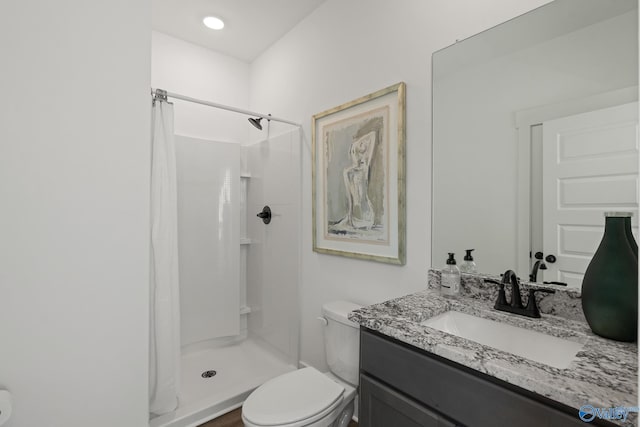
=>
[312,82,406,265]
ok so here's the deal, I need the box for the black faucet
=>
[484,270,555,318]
[529,260,547,282]
[501,270,523,309]
[529,252,547,282]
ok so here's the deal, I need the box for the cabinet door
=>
[360,374,458,427]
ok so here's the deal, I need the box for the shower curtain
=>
[149,98,181,415]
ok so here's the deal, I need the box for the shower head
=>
[248,117,263,130]
[248,114,271,131]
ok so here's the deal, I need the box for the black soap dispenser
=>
[460,249,477,273]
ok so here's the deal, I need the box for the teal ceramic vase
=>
[581,212,638,342]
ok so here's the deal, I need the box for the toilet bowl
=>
[242,367,356,427]
[242,301,361,427]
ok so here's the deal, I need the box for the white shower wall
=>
[174,129,301,362]
[246,129,301,365]
[176,136,241,346]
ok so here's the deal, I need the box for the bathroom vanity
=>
[349,271,637,427]
[363,1,640,424]
[360,330,588,427]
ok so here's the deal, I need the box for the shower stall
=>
[149,90,301,427]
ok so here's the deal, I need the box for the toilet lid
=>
[243,367,345,426]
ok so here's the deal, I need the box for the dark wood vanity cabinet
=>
[359,328,611,427]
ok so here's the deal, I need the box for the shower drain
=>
[201,370,217,378]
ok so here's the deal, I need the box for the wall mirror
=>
[432,0,638,288]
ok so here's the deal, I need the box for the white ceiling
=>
[152,0,327,62]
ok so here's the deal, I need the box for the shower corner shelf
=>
[240,305,252,315]
[240,238,253,245]
[240,172,252,179]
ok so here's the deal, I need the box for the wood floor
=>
[199,408,358,427]
[198,408,244,427]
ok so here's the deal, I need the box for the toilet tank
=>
[321,301,362,386]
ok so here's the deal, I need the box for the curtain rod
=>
[151,88,301,127]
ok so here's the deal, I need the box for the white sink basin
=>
[421,311,584,369]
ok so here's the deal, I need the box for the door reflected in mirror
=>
[431,0,638,287]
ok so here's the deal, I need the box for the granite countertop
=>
[348,282,638,426]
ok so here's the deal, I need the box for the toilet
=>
[242,301,362,427]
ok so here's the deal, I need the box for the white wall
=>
[249,0,553,370]
[0,1,150,426]
[152,31,250,144]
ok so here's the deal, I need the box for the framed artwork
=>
[312,82,406,265]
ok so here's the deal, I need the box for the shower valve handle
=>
[257,206,271,224]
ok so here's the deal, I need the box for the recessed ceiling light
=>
[203,16,225,30]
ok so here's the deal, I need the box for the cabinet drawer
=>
[360,374,457,427]
[360,329,590,427]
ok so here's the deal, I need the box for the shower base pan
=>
[150,338,295,427]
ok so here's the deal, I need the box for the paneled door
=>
[542,102,638,289]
